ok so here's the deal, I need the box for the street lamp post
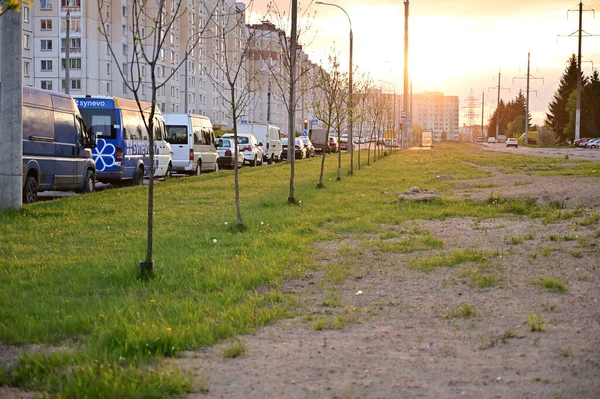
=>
[315,1,353,174]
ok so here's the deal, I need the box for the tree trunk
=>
[231,89,243,227]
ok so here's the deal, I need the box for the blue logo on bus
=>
[75,98,115,109]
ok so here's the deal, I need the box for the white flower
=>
[224,222,228,225]
[212,239,217,243]
[261,222,264,225]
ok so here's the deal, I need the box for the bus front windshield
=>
[79,108,118,139]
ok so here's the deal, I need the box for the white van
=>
[164,114,219,174]
[236,123,282,164]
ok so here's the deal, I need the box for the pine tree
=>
[582,70,600,138]
[545,55,580,144]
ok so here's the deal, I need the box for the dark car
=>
[216,138,244,169]
[299,136,316,157]
[282,137,307,160]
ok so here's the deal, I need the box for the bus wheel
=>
[23,175,38,204]
[195,162,202,175]
[83,169,96,193]
[133,167,144,186]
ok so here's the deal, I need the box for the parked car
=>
[584,138,600,149]
[221,133,264,166]
[329,136,339,153]
[236,123,282,164]
[476,137,484,143]
[216,138,244,169]
[574,138,590,147]
[487,137,496,144]
[298,136,316,157]
[506,138,518,148]
[281,137,307,159]
[339,137,349,151]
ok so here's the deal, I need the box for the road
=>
[479,142,600,160]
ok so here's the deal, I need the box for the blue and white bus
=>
[74,96,172,185]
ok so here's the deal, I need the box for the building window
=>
[62,18,81,32]
[106,82,111,94]
[61,0,81,8]
[61,58,81,69]
[41,39,53,51]
[41,19,53,30]
[24,61,31,77]
[23,6,30,23]
[40,0,52,10]
[23,34,30,50]
[41,60,53,71]
[41,80,53,90]
[106,63,111,75]
[123,82,128,94]
[122,44,127,56]
[62,79,81,90]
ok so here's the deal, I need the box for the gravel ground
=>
[178,164,600,399]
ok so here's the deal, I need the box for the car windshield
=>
[282,138,289,145]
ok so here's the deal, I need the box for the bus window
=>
[79,108,117,139]
[194,128,206,145]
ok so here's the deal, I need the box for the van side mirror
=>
[87,132,97,149]
[258,142,263,147]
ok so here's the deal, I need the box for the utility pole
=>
[489,70,509,139]
[403,0,409,149]
[513,53,543,144]
[559,2,597,142]
[463,88,478,142]
[481,91,485,141]
[0,7,23,210]
[288,0,298,203]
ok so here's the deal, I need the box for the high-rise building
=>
[402,91,459,141]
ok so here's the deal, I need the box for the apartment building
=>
[402,91,459,141]
[1,0,250,130]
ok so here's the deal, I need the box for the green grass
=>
[445,302,478,318]
[222,340,246,358]
[1,143,598,397]
[408,250,497,271]
[535,278,568,293]
[528,313,547,332]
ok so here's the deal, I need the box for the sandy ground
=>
[177,163,600,399]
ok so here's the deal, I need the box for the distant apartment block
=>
[402,92,459,141]
[1,1,316,134]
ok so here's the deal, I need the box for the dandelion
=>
[224,221,228,225]
[150,299,155,303]
[213,239,217,243]
[167,327,172,332]
[261,222,264,225]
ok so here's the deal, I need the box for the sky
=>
[252,0,600,126]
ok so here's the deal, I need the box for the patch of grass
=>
[311,314,355,331]
[540,247,554,257]
[460,265,500,289]
[320,290,343,307]
[471,183,501,189]
[325,261,355,283]
[508,235,523,245]
[222,340,246,358]
[578,213,599,226]
[594,230,600,238]
[514,181,532,186]
[367,235,443,254]
[562,234,577,241]
[541,302,558,312]
[479,329,517,350]
[535,278,567,293]
[408,250,496,271]
[444,302,478,319]
[528,313,546,332]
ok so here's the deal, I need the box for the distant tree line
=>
[546,54,600,144]
[486,90,529,139]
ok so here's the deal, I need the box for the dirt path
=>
[178,166,600,399]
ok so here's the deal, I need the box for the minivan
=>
[7,86,97,204]
[164,114,219,174]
